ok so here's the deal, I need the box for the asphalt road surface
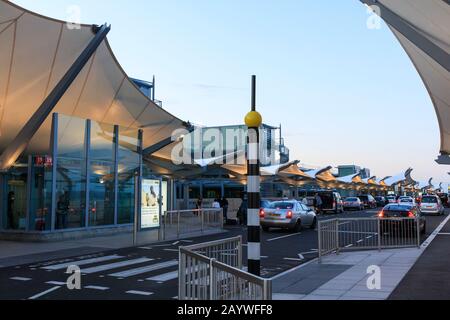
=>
[0,208,446,300]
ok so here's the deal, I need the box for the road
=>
[0,208,446,300]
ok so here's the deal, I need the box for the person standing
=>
[7,191,15,229]
[195,197,203,216]
[237,196,248,226]
[220,197,229,223]
[315,193,323,214]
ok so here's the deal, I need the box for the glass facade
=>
[0,113,143,233]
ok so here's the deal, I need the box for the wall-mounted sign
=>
[141,179,161,229]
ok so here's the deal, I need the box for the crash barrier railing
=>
[318,217,422,262]
[160,208,224,240]
[178,236,272,300]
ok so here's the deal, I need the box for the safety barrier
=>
[318,217,422,262]
[178,236,272,300]
[160,208,224,240]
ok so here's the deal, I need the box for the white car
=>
[386,196,397,204]
[420,195,445,215]
[399,196,415,206]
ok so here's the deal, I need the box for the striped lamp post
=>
[245,75,262,276]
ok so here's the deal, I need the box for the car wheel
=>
[262,226,270,232]
[293,220,302,233]
[310,217,317,230]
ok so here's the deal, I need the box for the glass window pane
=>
[90,122,114,161]
[55,158,86,229]
[89,160,115,226]
[29,156,53,231]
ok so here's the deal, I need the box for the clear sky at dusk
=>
[11,0,450,185]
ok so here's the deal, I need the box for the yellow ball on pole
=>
[245,111,263,128]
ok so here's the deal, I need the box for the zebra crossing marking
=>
[81,258,153,274]
[146,270,178,282]
[108,260,178,278]
[42,255,124,270]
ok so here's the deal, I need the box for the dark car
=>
[374,196,387,207]
[357,195,377,209]
[317,191,344,214]
[378,203,426,235]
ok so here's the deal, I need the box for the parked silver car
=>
[343,197,364,211]
[260,200,317,232]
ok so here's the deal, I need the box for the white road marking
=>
[81,258,153,274]
[146,271,178,282]
[108,260,178,278]
[138,247,153,250]
[366,236,373,239]
[438,233,450,235]
[46,281,66,286]
[42,255,123,270]
[422,214,450,249]
[10,277,31,281]
[267,233,301,242]
[28,286,61,300]
[298,254,305,260]
[163,249,179,252]
[85,286,109,291]
[357,239,364,243]
[261,256,269,259]
[299,251,318,255]
[345,244,354,248]
[283,258,303,262]
[172,241,180,246]
[126,290,154,296]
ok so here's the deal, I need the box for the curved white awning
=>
[361,0,450,159]
[0,0,186,165]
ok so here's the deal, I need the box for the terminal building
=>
[0,0,441,241]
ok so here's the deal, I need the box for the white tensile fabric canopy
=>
[0,0,185,162]
[363,0,450,157]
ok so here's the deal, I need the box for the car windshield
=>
[400,198,413,202]
[387,197,395,200]
[269,202,294,209]
[421,197,438,204]
[345,198,358,202]
[358,196,368,200]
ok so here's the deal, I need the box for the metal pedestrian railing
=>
[160,208,224,240]
[318,217,422,262]
[178,236,272,300]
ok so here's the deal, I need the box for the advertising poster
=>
[141,179,161,229]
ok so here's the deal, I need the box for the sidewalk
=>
[273,248,422,300]
[273,214,450,300]
[390,216,450,300]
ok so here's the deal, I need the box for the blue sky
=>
[12,0,449,184]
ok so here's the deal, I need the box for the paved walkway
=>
[273,214,450,300]
[272,247,422,300]
[390,215,450,300]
